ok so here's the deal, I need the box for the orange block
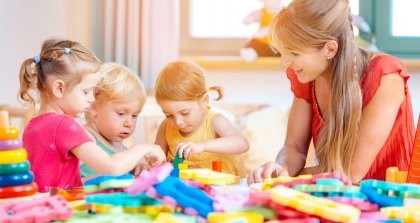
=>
[407,115,420,184]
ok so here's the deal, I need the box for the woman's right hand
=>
[247,161,289,185]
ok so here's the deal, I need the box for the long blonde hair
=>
[270,0,369,176]
[155,60,223,102]
[18,38,101,107]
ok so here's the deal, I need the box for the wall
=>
[0,0,92,106]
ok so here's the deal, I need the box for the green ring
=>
[0,161,30,175]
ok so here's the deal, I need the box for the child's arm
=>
[177,114,249,160]
[154,119,169,156]
[72,142,166,175]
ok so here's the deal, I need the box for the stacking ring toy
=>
[0,127,19,140]
[0,172,34,187]
[0,148,27,164]
[0,139,22,151]
[0,161,30,175]
[0,182,38,198]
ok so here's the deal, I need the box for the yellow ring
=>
[0,127,20,140]
[0,148,27,164]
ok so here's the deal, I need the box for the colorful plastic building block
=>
[83,174,134,194]
[386,166,408,183]
[179,168,237,185]
[0,195,72,223]
[154,175,214,218]
[270,185,361,223]
[407,114,420,184]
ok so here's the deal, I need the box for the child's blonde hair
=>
[90,62,146,108]
[155,60,223,102]
[19,38,101,107]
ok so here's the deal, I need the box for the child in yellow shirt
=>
[154,60,249,177]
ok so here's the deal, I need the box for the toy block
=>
[0,195,72,223]
[407,114,420,184]
[207,212,264,223]
[212,160,222,172]
[83,174,134,194]
[0,149,27,165]
[154,176,214,218]
[125,163,173,196]
[386,166,407,183]
[270,185,361,223]
[179,168,236,185]
[381,206,420,222]
[0,139,22,151]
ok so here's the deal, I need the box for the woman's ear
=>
[52,79,65,98]
[324,40,338,60]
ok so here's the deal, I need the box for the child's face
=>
[158,99,207,136]
[62,72,100,117]
[92,99,142,142]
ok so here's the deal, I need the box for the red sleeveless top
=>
[286,53,414,180]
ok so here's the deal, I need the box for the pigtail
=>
[18,58,38,106]
[207,86,224,101]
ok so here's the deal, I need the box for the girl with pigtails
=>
[19,38,165,192]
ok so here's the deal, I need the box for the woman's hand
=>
[247,161,289,184]
[176,142,205,160]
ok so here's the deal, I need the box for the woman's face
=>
[279,46,332,83]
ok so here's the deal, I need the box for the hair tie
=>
[51,50,58,59]
[33,56,41,64]
[64,47,71,54]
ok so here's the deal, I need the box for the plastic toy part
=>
[0,195,72,222]
[0,172,34,187]
[0,149,27,165]
[0,139,22,151]
[407,114,420,184]
[212,160,222,172]
[0,182,38,198]
[0,161,30,175]
[386,167,407,183]
[0,127,19,141]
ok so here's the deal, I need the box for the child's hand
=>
[144,146,166,167]
[176,142,205,160]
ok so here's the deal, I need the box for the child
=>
[154,60,249,177]
[248,0,414,184]
[80,63,148,178]
[19,38,166,192]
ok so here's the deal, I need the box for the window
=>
[360,0,420,58]
[181,0,360,57]
[180,0,262,56]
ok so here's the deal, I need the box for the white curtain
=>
[101,0,179,90]
[103,0,141,74]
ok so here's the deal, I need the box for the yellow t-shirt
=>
[166,110,246,177]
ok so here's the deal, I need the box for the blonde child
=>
[154,60,249,177]
[81,63,149,178]
[19,38,165,192]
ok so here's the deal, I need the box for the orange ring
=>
[0,182,38,198]
[0,127,19,140]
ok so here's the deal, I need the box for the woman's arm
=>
[247,97,313,183]
[280,97,313,176]
[350,73,405,182]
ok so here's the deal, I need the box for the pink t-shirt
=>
[23,113,92,192]
[286,53,414,180]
